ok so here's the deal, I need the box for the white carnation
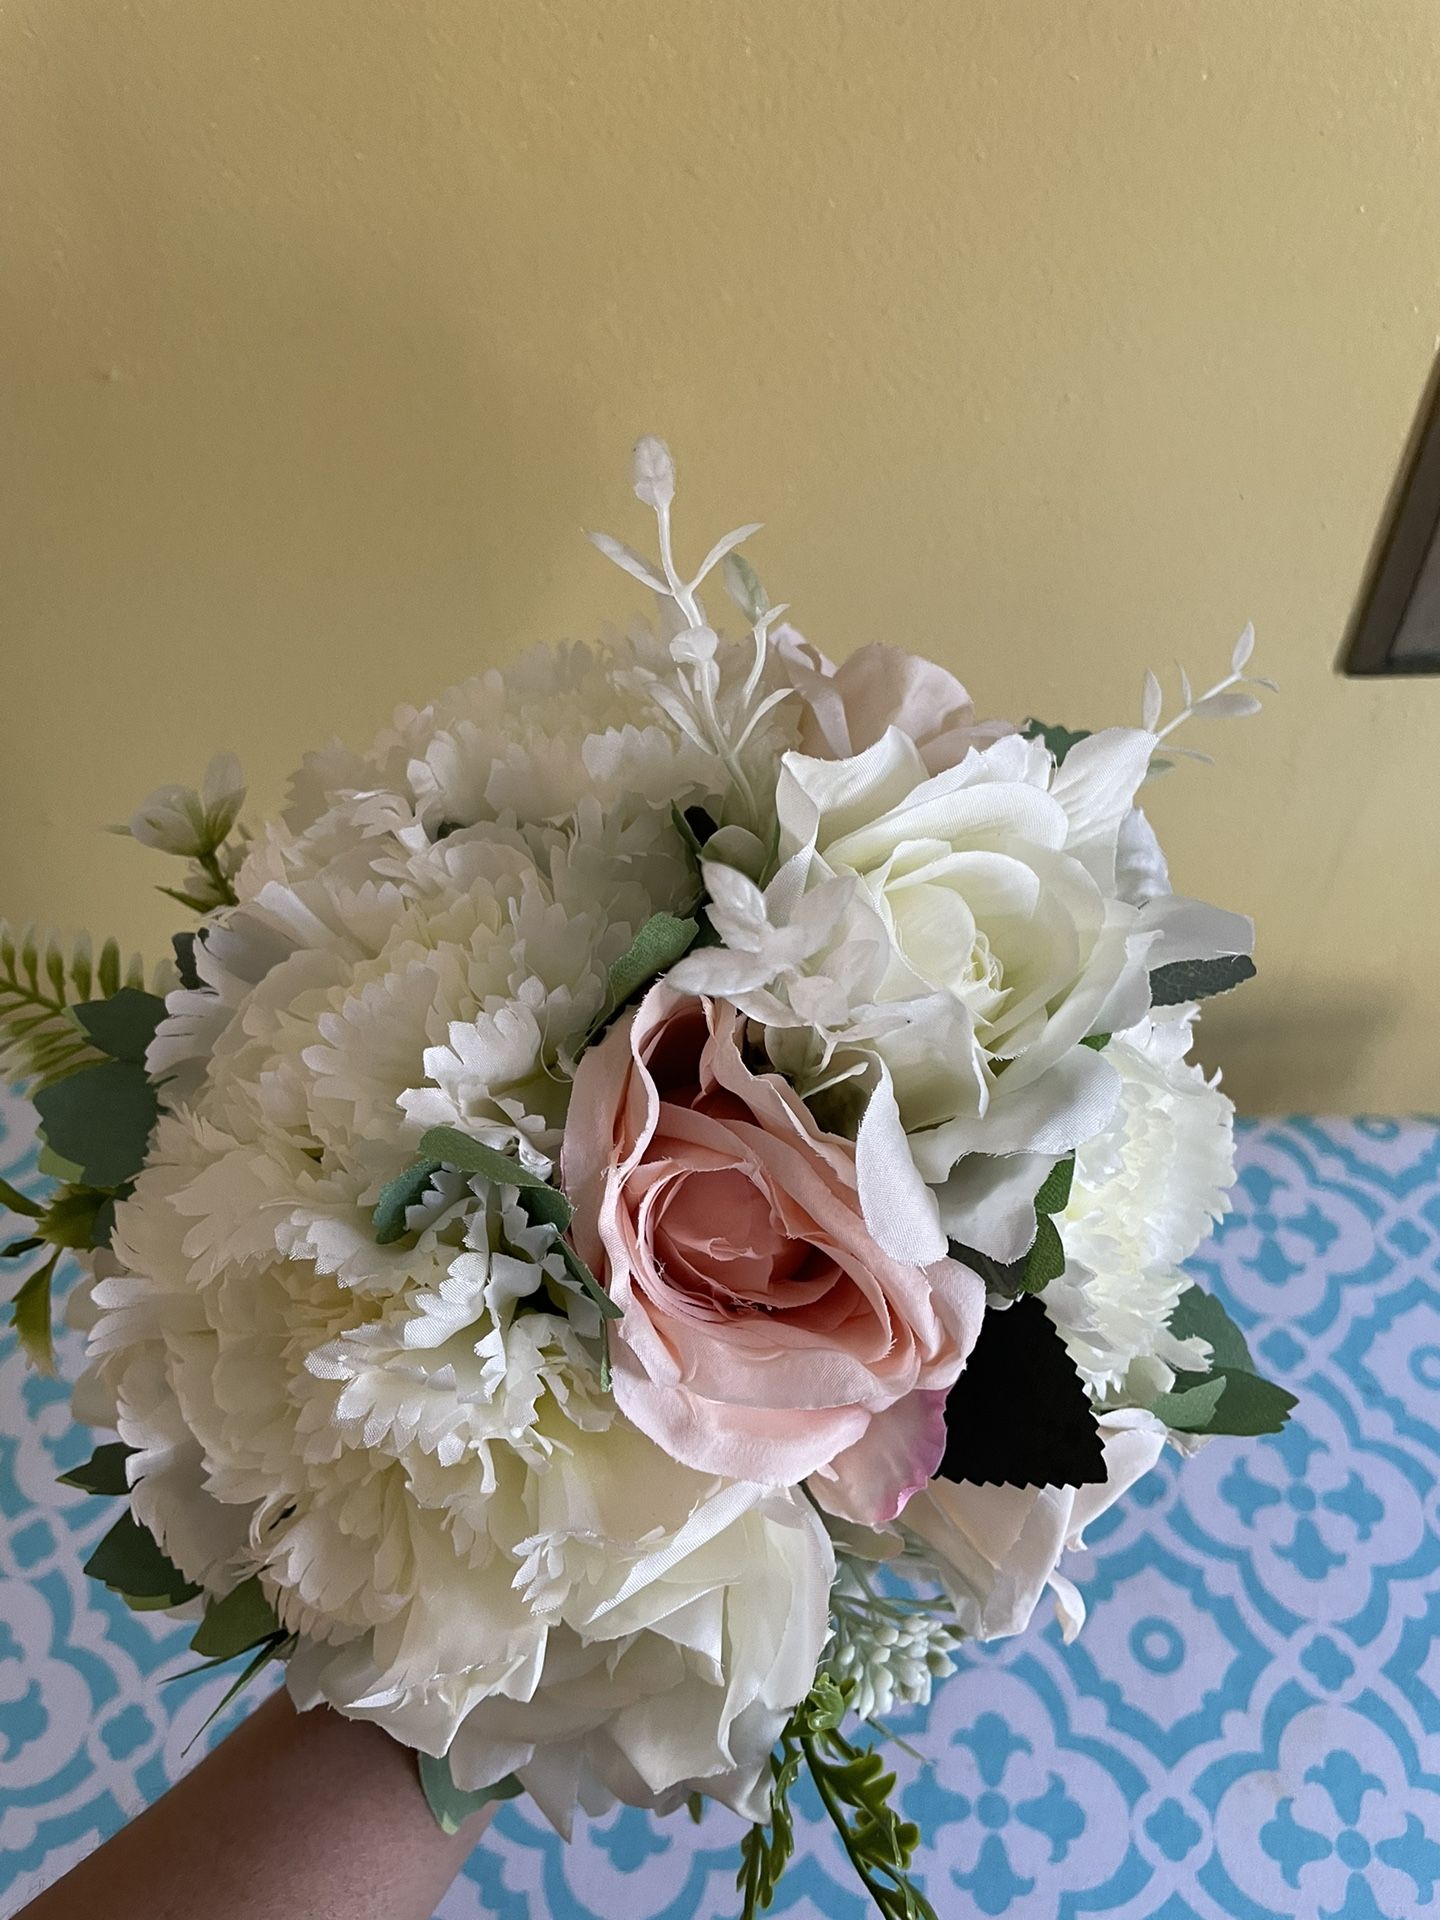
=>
[1044,1003,1234,1399]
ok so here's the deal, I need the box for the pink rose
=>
[775,628,1014,774]
[562,986,983,1524]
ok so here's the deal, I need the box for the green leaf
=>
[1021,719,1091,764]
[39,1184,115,1250]
[1033,1156,1075,1216]
[59,1441,135,1495]
[372,1158,443,1245]
[10,1250,59,1374]
[1156,1285,1297,1436]
[1169,1367,1298,1436]
[0,1177,44,1220]
[1080,1031,1111,1051]
[181,1632,294,1755]
[71,989,168,1065]
[1147,1373,1228,1433]
[1019,1213,1066,1291]
[417,1753,523,1834]
[1168,1285,1256,1372]
[191,1577,281,1660]
[33,1059,159,1191]
[37,1144,85,1183]
[415,1129,622,1324]
[418,1127,562,1203]
[171,930,203,989]
[3,1237,43,1259]
[605,912,699,1011]
[1149,953,1257,1007]
[0,922,146,1095]
[84,1510,201,1608]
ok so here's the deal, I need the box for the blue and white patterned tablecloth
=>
[3,1088,1440,1920]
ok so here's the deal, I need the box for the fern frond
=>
[0,923,146,1095]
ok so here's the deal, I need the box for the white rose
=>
[762,724,1249,1262]
[900,1408,1167,1644]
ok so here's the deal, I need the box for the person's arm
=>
[17,1687,494,1920]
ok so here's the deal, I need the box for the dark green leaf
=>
[33,1059,159,1191]
[938,1294,1105,1489]
[191,1577,281,1660]
[1021,719,1091,764]
[59,1441,135,1495]
[1080,1031,1111,1051]
[172,930,203,990]
[1150,953,1256,1007]
[84,1510,201,1608]
[10,1251,59,1374]
[71,989,168,1065]
[1033,1156,1075,1216]
[1019,1213,1066,1291]
[552,1234,623,1322]
[89,1196,118,1249]
[3,1237,42,1259]
[181,1632,294,1754]
[0,1176,44,1220]
[417,1753,523,1834]
[1168,1285,1256,1373]
[372,1158,442,1245]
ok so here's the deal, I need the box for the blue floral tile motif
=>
[3,1100,1440,1920]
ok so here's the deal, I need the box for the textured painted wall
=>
[1,1,1438,1110]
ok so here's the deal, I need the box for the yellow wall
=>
[2,1,1438,1113]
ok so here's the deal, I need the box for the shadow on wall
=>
[1195,990,1402,1116]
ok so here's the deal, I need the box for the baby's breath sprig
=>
[589,437,793,831]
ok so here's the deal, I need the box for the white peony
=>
[74,628,830,1827]
[1043,1002,1235,1401]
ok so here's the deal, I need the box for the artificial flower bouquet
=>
[1,440,1293,1917]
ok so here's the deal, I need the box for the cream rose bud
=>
[900,1409,1168,1644]
[561,986,984,1524]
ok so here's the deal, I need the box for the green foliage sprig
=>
[738,1675,937,1920]
[0,923,145,1093]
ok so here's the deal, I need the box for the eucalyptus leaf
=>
[1168,1367,1297,1437]
[372,1158,442,1245]
[84,1510,201,1608]
[58,1441,135,1496]
[605,912,699,1012]
[418,1127,557,1197]
[1147,1374,1227,1433]
[33,1059,159,1191]
[418,1753,524,1834]
[1149,953,1256,1007]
